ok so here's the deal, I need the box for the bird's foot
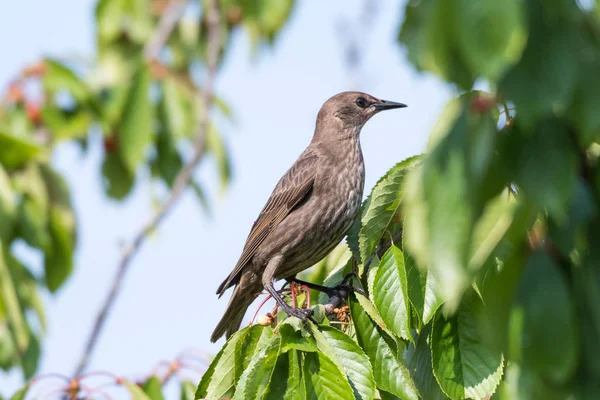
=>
[283,305,315,323]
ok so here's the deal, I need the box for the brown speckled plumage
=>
[211,92,406,342]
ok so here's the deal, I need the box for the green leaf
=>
[454,0,526,80]
[406,324,448,400]
[123,380,152,400]
[206,125,232,192]
[21,334,40,379]
[196,328,249,400]
[509,249,578,383]
[233,335,280,400]
[279,318,318,353]
[40,106,93,141]
[258,0,296,42]
[0,165,17,241]
[503,119,578,222]
[95,0,126,43]
[9,385,29,400]
[265,350,304,400]
[431,291,503,400]
[569,45,600,145]
[372,246,412,341]
[399,0,474,88]
[118,63,153,174]
[314,325,376,400]
[499,1,580,126]
[0,131,44,170]
[161,77,194,138]
[180,381,197,400]
[13,164,50,251]
[5,253,46,332]
[468,189,519,271]
[142,376,164,400]
[349,293,419,400]
[404,246,443,326]
[96,0,151,43]
[498,363,570,400]
[303,350,354,400]
[404,102,498,311]
[41,166,76,292]
[547,180,596,255]
[102,151,135,200]
[353,155,421,266]
[42,58,95,106]
[235,325,273,381]
[0,244,29,353]
[574,260,600,380]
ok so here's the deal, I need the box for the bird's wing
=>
[216,152,318,296]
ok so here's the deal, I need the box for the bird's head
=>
[315,91,407,137]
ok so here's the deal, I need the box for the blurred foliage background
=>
[2,0,600,399]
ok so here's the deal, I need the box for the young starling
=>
[211,91,406,342]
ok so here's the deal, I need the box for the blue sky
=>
[1,0,452,395]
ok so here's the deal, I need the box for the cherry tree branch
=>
[73,0,222,377]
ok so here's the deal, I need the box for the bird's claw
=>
[286,306,316,324]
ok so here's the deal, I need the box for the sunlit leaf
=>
[206,125,232,192]
[232,335,280,400]
[265,350,304,400]
[161,77,194,138]
[102,151,135,200]
[180,380,197,400]
[0,166,17,242]
[9,385,30,400]
[404,247,443,326]
[403,98,504,311]
[196,328,250,400]
[118,64,153,174]
[454,0,526,80]
[431,291,503,399]
[123,380,152,400]
[0,131,44,169]
[303,350,354,400]
[372,246,412,341]
[314,325,376,400]
[0,244,29,353]
[349,293,419,400]
[142,376,164,400]
[349,155,421,267]
[235,325,273,381]
[279,318,317,354]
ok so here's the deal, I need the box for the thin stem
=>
[72,0,223,377]
[143,0,188,61]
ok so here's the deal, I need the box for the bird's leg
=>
[286,273,367,298]
[264,282,315,322]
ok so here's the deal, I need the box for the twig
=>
[323,288,348,315]
[143,0,188,61]
[72,0,222,377]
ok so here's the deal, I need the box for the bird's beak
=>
[373,100,407,111]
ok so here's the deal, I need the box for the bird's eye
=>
[355,97,367,108]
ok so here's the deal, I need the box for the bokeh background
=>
[1,0,451,395]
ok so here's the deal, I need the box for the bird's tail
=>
[210,283,257,343]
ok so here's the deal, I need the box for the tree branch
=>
[72,0,222,377]
[143,0,188,61]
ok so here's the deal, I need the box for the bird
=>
[211,91,406,342]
